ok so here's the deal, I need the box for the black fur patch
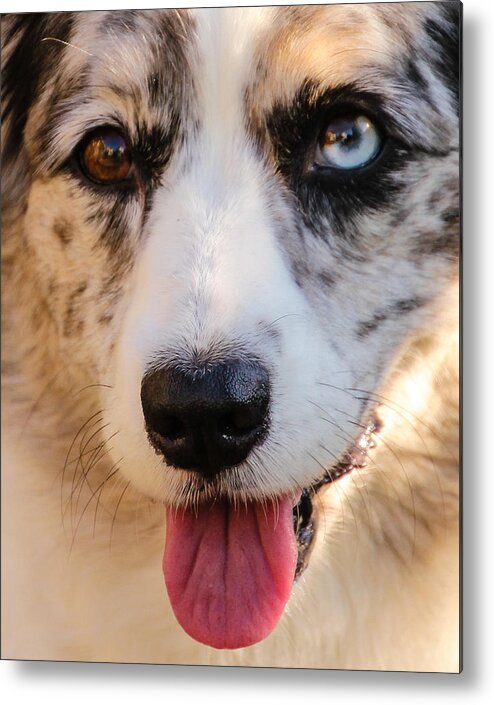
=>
[317,270,336,289]
[83,192,136,257]
[411,223,460,260]
[423,2,461,111]
[1,13,75,166]
[404,57,428,94]
[133,119,182,191]
[357,297,426,338]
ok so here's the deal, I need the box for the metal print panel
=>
[1,1,461,671]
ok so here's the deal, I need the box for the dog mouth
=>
[162,417,380,651]
[292,416,381,580]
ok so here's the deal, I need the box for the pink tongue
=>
[163,497,297,650]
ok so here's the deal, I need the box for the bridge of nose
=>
[163,364,264,410]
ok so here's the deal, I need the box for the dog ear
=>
[1,13,74,218]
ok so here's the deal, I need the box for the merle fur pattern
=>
[1,3,460,670]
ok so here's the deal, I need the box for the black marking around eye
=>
[147,73,161,105]
[85,192,137,256]
[262,81,416,239]
[133,119,182,189]
[80,122,181,255]
[48,11,194,257]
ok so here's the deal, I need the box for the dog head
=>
[2,3,459,650]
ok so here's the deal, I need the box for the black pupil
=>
[325,118,362,151]
[100,132,127,161]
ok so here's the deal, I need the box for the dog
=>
[1,2,460,671]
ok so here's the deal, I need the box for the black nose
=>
[141,359,270,477]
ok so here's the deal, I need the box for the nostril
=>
[217,413,237,436]
[218,405,266,437]
[152,413,186,441]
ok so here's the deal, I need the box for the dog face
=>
[2,3,459,503]
[2,3,459,651]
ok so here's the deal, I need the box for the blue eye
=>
[314,114,382,170]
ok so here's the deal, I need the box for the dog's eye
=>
[314,114,382,171]
[80,128,133,184]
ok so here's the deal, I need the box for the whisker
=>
[266,313,306,327]
[69,420,110,530]
[316,379,451,514]
[345,417,418,549]
[310,389,421,551]
[74,383,113,396]
[41,36,94,57]
[73,431,119,520]
[60,408,104,534]
[347,388,450,515]
[347,386,457,462]
[93,460,124,538]
[318,440,374,530]
[109,481,131,550]
[307,451,360,544]
[69,463,121,553]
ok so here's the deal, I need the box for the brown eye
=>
[80,128,132,183]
